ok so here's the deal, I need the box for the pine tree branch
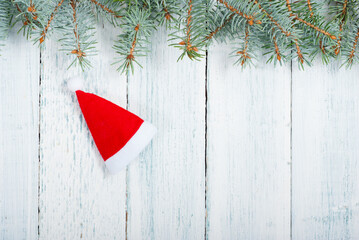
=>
[88,0,121,18]
[14,3,30,25]
[217,0,260,25]
[348,27,359,64]
[237,23,251,66]
[163,5,171,21]
[204,13,234,41]
[335,0,348,55]
[186,0,193,51]
[273,34,281,61]
[70,0,85,58]
[127,24,139,64]
[251,0,291,37]
[319,38,326,55]
[294,39,304,64]
[307,0,314,17]
[40,0,65,43]
[285,0,337,40]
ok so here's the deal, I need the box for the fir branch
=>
[89,0,121,18]
[307,0,314,18]
[70,0,84,59]
[14,3,30,25]
[163,5,171,21]
[186,0,194,52]
[285,0,337,40]
[273,34,281,61]
[335,0,348,55]
[40,0,65,44]
[294,39,304,64]
[319,38,326,55]
[251,0,291,37]
[217,0,260,25]
[128,24,139,62]
[348,28,359,65]
[204,13,234,41]
[114,8,155,74]
[236,23,251,66]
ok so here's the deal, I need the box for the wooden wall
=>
[1,25,359,239]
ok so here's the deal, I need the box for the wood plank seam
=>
[204,49,209,240]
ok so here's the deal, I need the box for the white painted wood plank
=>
[0,27,39,239]
[292,61,359,240]
[126,27,206,240]
[39,23,127,239]
[206,43,291,239]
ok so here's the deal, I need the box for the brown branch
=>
[89,0,122,18]
[319,38,325,55]
[186,0,193,51]
[15,3,30,25]
[40,0,65,43]
[295,39,304,64]
[281,0,305,63]
[126,24,140,65]
[204,13,235,41]
[70,0,85,58]
[285,0,336,40]
[335,0,348,55]
[237,23,251,66]
[163,5,171,21]
[348,28,359,64]
[307,0,314,17]
[217,0,260,25]
[273,34,281,61]
[251,0,290,37]
[181,0,198,53]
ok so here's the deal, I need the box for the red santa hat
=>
[67,77,156,174]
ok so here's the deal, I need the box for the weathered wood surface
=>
[0,27,39,240]
[39,24,127,239]
[292,61,359,240]
[206,44,291,239]
[127,27,206,240]
[1,25,359,240]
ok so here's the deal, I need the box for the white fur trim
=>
[67,76,83,92]
[105,121,156,174]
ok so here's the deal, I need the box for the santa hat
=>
[67,77,156,174]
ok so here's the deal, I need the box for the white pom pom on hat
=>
[67,76,84,92]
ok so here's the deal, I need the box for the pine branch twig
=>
[40,0,65,43]
[251,0,290,37]
[204,13,234,41]
[273,34,281,61]
[218,0,261,25]
[335,0,348,55]
[70,0,85,58]
[89,0,122,18]
[126,24,139,66]
[348,28,359,64]
[237,23,251,66]
[285,0,337,40]
[307,0,314,17]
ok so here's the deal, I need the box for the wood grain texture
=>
[292,61,359,240]
[38,24,127,239]
[0,27,39,239]
[206,43,291,240]
[0,26,40,239]
[126,27,206,240]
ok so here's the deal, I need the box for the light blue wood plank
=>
[38,23,127,239]
[127,27,206,239]
[206,43,291,239]
[0,27,39,239]
[292,61,359,239]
